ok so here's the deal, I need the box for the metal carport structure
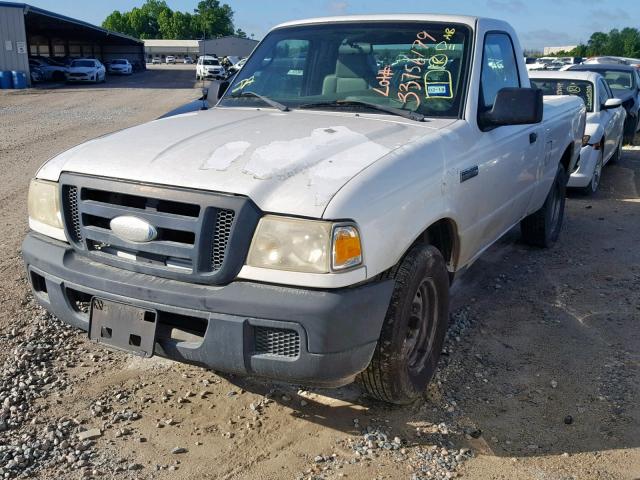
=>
[0,2,145,85]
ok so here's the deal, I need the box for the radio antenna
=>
[200,28,208,110]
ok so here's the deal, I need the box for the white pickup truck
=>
[24,15,585,404]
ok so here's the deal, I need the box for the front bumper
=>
[203,71,225,79]
[568,145,598,188]
[67,75,95,82]
[22,233,393,387]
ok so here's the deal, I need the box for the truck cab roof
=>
[273,14,506,31]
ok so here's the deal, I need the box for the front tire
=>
[580,149,603,195]
[521,163,567,247]
[608,137,622,164]
[359,244,450,405]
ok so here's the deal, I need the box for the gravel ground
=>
[1,69,639,479]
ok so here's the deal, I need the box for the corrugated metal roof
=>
[0,1,143,44]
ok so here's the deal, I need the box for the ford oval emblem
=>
[110,216,158,243]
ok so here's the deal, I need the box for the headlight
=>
[28,179,63,229]
[582,135,591,147]
[246,216,362,273]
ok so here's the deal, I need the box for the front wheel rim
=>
[404,278,439,375]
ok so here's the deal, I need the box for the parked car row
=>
[146,54,246,80]
[29,57,140,84]
[528,59,640,195]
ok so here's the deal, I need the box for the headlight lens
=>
[28,179,63,229]
[582,134,591,147]
[246,216,362,273]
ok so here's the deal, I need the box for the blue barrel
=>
[0,71,12,89]
[11,71,27,89]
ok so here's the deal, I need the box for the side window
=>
[479,33,520,111]
[598,79,610,107]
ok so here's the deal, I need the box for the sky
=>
[18,0,640,51]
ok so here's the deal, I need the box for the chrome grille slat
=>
[82,227,195,258]
[79,200,200,232]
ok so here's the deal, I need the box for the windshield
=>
[601,70,635,91]
[112,60,127,65]
[71,60,95,68]
[219,22,472,118]
[531,78,594,112]
[203,59,219,66]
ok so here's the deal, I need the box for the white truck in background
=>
[24,15,585,404]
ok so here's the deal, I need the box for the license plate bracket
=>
[89,298,157,358]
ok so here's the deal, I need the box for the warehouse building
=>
[144,39,199,63]
[200,36,259,58]
[0,2,144,86]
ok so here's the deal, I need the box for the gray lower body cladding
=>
[22,233,393,387]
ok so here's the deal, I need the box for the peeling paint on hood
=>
[201,141,251,170]
[37,108,453,218]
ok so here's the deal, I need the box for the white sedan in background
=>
[107,59,132,75]
[530,70,626,194]
[67,59,106,84]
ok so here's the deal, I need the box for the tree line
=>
[102,0,248,40]
[550,28,640,58]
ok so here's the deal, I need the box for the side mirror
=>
[603,98,622,109]
[479,87,543,130]
[217,80,230,99]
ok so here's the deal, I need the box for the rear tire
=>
[358,244,450,405]
[521,163,567,247]
[623,117,638,145]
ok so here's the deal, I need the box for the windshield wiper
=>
[298,100,426,122]
[229,91,289,112]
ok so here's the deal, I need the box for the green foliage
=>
[102,0,238,40]
[557,27,640,58]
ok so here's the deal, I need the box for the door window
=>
[479,33,520,111]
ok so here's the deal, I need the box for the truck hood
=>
[38,108,452,217]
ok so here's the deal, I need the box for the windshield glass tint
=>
[203,59,219,65]
[602,70,634,90]
[531,79,594,112]
[71,60,94,68]
[112,60,126,64]
[220,22,472,118]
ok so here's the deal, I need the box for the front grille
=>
[254,327,300,358]
[60,174,260,285]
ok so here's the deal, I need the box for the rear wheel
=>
[521,163,567,247]
[359,244,450,405]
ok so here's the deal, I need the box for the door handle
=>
[529,132,538,144]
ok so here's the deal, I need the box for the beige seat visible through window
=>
[322,43,374,95]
